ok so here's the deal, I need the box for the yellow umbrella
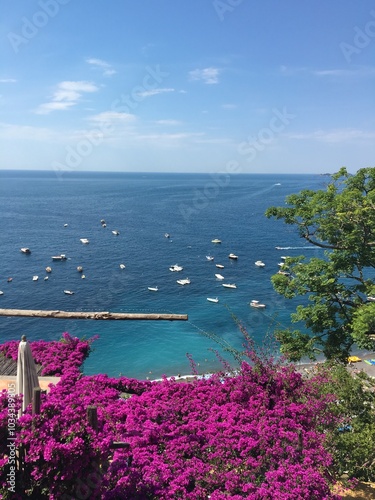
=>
[347,355,362,363]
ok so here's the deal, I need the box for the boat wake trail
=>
[275,246,322,250]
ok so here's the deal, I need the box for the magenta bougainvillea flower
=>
[0,333,340,499]
[0,332,97,376]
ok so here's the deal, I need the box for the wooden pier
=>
[0,308,188,376]
[0,309,188,321]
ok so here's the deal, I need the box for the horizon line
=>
[0,168,333,176]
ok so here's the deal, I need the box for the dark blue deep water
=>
[0,170,328,379]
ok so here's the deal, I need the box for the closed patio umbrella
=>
[16,335,40,415]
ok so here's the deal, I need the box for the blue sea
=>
[0,170,328,380]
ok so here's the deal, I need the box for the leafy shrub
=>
[309,362,375,482]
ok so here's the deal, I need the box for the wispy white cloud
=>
[0,122,59,141]
[194,137,234,145]
[0,78,17,83]
[279,65,307,76]
[0,115,230,155]
[76,111,138,144]
[0,121,105,144]
[189,67,220,84]
[86,111,206,148]
[286,128,375,143]
[221,103,237,109]
[86,58,116,77]
[88,111,136,126]
[136,88,175,98]
[313,67,375,78]
[280,65,375,78]
[35,81,99,114]
[133,132,204,148]
[313,69,351,77]
[156,119,182,126]
[37,102,76,113]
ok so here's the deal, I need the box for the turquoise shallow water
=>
[0,171,327,379]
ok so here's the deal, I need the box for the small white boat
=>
[77,266,83,273]
[44,276,48,281]
[177,278,190,285]
[207,297,219,303]
[250,300,266,308]
[228,253,238,260]
[0,291,4,295]
[367,296,375,302]
[165,233,170,238]
[45,266,52,273]
[112,230,120,235]
[100,219,106,225]
[64,290,74,295]
[222,283,237,289]
[215,273,225,280]
[81,274,86,279]
[216,264,224,269]
[255,260,265,267]
[148,286,158,292]
[80,238,89,244]
[278,262,285,267]
[20,247,31,254]
[52,254,67,261]
[64,223,68,227]
[206,255,214,261]
[119,264,126,269]
[32,275,38,281]
[169,264,183,272]
[211,239,221,244]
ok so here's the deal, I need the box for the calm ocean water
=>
[0,170,328,379]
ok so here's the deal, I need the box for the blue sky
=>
[1,0,374,173]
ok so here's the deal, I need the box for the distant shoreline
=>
[294,351,375,379]
[152,351,375,383]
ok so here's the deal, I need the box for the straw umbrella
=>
[16,335,40,415]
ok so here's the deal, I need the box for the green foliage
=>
[352,304,375,345]
[274,328,317,361]
[311,363,375,482]
[266,167,375,361]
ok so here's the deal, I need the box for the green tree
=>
[265,167,375,361]
[312,363,375,482]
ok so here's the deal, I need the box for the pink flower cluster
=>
[0,334,341,499]
[106,365,338,499]
[0,332,97,376]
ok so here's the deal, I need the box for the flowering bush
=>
[0,332,96,376]
[0,333,342,499]
[103,364,338,499]
[16,369,150,499]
